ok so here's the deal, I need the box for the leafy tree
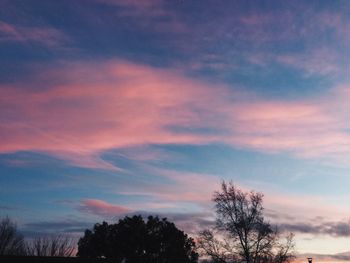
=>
[26,235,75,257]
[198,182,295,263]
[78,215,198,263]
[0,217,26,255]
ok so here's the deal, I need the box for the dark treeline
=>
[0,181,295,263]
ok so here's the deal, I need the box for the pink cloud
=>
[2,59,350,167]
[226,95,350,163]
[0,21,68,48]
[79,199,130,217]
[0,60,228,168]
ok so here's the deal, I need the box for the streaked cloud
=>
[78,199,130,217]
[279,220,350,237]
[22,219,92,237]
[0,20,68,48]
[2,59,350,168]
[0,60,228,169]
[93,0,187,34]
[275,48,340,76]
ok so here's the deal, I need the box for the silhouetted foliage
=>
[198,182,295,263]
[0,217,26,255]
[77,215,198,263]
[26,235,75,257]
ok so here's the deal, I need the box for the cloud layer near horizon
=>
[1,59,350,169]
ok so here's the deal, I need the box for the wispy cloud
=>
[119,169,220,207]
[96,0,166,16]
[93,0,187,34]
[2,59,350,168]
[22,219,91,237]
[279,220,350,237]
[78,199,130,217]
[275,48,341,76]
[0,21,69,48]
[0,60,227,169]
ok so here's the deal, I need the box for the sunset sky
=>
[2,0,350,262]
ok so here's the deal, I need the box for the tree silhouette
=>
[0,217,26,256]
[78,215,198,263]
[26,235,75,257]
[198,182,295,263]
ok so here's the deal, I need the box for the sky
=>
[2,0,350,262]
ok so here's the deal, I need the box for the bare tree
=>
[198,182,295,263]
[273,233,295,263]
[198,229,238,263]
[0,217,26,255]
[26,235,75,257]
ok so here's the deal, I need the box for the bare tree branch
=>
[0,217,26,256]
[26,235,75,257]
[199,181,295,263]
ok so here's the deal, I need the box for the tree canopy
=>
[198,181,295,263]
[77,215,198,263]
